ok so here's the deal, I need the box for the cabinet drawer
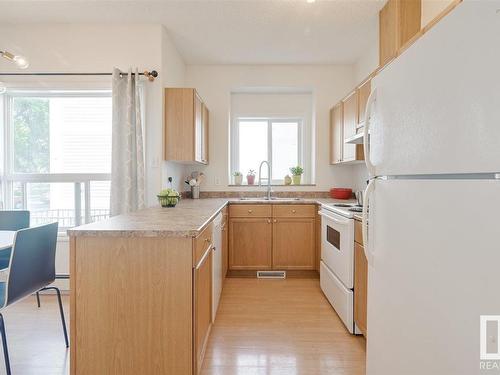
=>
[354,220,363,245]
[229,204,271,218]
[194,222,213,266]
[273,204,316,218]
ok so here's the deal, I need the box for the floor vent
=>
[257,270,286,279]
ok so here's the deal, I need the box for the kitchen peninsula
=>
[68,197,355,375]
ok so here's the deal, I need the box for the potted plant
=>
[233,171,243,185]
[289,166,304,185]
[246,169,256,185]
[157,188,181,207]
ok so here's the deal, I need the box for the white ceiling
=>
[0,0,384,65]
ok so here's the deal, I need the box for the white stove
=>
[318,202,362,334]
[321,203,363,219]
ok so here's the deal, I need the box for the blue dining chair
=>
[0,211,30,271]
[0,222,68,375]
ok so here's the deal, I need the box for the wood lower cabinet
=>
[194,245,212,374]
[272,218,315,270]
[228,204,316,272]
[354,220,368,337]
[229,217,272,270]
[221,208,228,278]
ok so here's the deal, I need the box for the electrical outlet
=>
[214,176,221,186]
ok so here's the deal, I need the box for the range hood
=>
[345,132,364,145]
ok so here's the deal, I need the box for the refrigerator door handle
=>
[363,87,377,177]
[362,179,375,266]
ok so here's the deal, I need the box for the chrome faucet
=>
[258,160,272,200]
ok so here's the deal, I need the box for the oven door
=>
[319,207,354,289]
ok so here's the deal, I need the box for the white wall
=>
[161,27,187,193]
[184,64,357,192]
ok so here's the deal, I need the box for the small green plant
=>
[289,166,304,176]
[233,171,242,177]
[247,169,256,176]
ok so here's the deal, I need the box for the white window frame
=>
[0,89,112,229]
[231,117,304,185]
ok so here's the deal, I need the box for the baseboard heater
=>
[257,270,286,279]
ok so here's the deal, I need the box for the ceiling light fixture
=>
[307,0,316,3]
[0,50,29,69]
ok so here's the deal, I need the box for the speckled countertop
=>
[67,197,359,238]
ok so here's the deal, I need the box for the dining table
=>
[0,231,15,251]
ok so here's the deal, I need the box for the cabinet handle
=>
[248,209,253,213]
[267,219,271,224]
[291,209,296,213]
[273,219,277,223]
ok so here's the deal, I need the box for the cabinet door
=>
[201,104,209,164]
[354,242,368,336]
[194,247,212,373]
[221,210,228,278]
[272,218,315,270]
[342,92,358,161]
[229,218,272,270]
[194,93,203,163]
[357,79,371,127]
[379,0,399,66]
[330,103,343,164]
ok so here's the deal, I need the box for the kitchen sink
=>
[238,197,303,201]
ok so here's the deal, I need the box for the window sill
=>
[228,184,316,187]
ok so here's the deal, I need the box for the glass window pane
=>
[238,120,268,182]
[12,95,112,174]
[89,181,111,223]
[27,182,78,228]
[272,121,299,181]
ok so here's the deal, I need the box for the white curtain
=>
[110,68,145,216]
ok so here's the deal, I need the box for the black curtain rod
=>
[0,70,158,78]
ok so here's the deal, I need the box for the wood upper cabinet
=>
[357,79,371,127]
[273,218,315,270]
[164,88,209,164]
[201,103,209,164]
[354,220,367,337]
[330,103,343,165]
[342,92,364,162]
[229,217,272,270]
[194,245,212,374]
[379,0,422,66]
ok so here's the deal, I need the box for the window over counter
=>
[233,118,302,184]
[0,90,112,229]
[230,91,313,185]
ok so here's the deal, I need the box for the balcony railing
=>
[31,208,110,228]
[0,173,111,228]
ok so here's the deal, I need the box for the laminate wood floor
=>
[2,279,365,375]
[0,294,69,375]
[202,278,366,375]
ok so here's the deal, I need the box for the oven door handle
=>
[318,210,351,226]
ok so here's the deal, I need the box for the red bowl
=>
[330,188,352,200]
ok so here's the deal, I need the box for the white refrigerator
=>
[362,1,500,374]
